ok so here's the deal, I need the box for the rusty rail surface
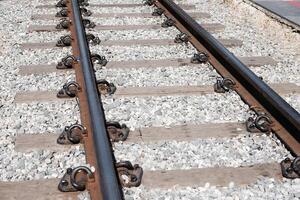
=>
[147,0,300,156]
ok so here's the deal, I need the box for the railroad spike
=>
[174,33,189,43]
[56,19,71,30]
[161,18,175,28]
[57,124,86,145]
[58,166,94,192]
[191,52,209,63]
[107,122,130,142]
[246,111,272,133]
[281,157,300,179]
[213,77,236,93]
[56,35,73,47]
[152,8,165,16]
[91,54,108,66]
[116,161,143,187]
[57,55,78,69]
[96,79,117,95]
[57,81,81,98]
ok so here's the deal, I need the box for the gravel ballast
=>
[0,0,300,199]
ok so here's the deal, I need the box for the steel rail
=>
[154,0,300,155]
[71,0,123,199]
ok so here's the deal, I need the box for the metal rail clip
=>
[116,161,143,187]
[214,77,235,93]
[56,7,91,17]
[96,79,116,95]
[281,157,300,179]
[57,122,129,144]
[91,54,108,66]
[58,166,94,192]
[56,8,68,17]
[57,124,86,144]
[57,81,81,98]
[143,0,155,6]
[107,122,130,142]
[162,17,175,28]
[191,52,209,63]
[56,35,73,47]
[246,111,272,133]
[174,33,189,43]
[82,19,96,29]
[56,19,71,30]
[57,55,78,69]
[152,8,165,16]
[86,33,101,45]
[80,7,92,16]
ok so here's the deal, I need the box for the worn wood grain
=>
[18,56,277,75]
[142,163,282,188]
[15,122,245,152]
[31,12,210,20]
[0,163,281,198]
[14,83,300,103]
[0,178,78,200]
[21,37,240,50]
[28,23,224,32]
[35,3,196,9]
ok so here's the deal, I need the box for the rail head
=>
[71,0,124,199]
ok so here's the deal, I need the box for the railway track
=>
[0,0,300,199]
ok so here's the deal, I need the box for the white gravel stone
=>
[102,93,250,128]
[124,177,300,199]
[16,64,217,91]
[114,133,290,170]
[1,0,300,199]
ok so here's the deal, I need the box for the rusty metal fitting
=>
[96,79,116,95]
[106,122,130,142]
[246,111,272,133]
[91,54,108,66]
[56,19,71,30]
[56,0,67,7]
[191,52,209,63]
[56,35,73,47]
[57,55,78,69]
[82,19,96,29]
[281,157,300,179]
[116,161,143,187]
[81,7,92,16]
[58,166,94,192]
[174,33,189,43]
[152,8,165,16]
[57,81,81,98]
[86,33,101,45]
[143,0,155,6]
[57,124,86,145]
[214,77,236,93]
[78,0,89,6]
[56,8,68,17]
[161,18,175,28]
